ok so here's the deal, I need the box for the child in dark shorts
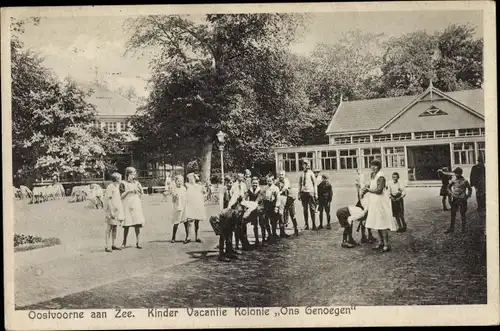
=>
[389,172,408,232]
[336,198,369,248]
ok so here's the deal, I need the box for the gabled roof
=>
[326,88,484,135]
[82,83,138,117]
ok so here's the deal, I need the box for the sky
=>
[17,10,483,98]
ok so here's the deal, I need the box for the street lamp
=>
[216,130,226,210]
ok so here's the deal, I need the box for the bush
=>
[14,233,43,247]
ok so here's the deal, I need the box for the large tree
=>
[379,24,483,97]
[125,13,307,180]
[11,19,125,182]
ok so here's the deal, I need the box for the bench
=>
[142,186,167,194]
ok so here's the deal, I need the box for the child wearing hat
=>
[446,167,472,233]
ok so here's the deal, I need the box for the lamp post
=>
[216,130,226,210]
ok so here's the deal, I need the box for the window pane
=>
[340,158,346,169]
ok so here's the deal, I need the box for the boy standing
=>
[263,176,281,240]
[446,167,473,233]
[317,174,333,229]
[277,171,299,236]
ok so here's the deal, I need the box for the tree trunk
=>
[199,135,213,183]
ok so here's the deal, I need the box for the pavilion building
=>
[273,84,485,186]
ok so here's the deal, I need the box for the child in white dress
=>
[104,173,124,252]
[170,175,190,243]
[185,173,207,243]
[120,167,145,249]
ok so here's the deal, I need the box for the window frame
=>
[278,153,297,172]
[321,150,337,171]
[339,149,358,170]
[384,146,406,168]
[453,142,476,165]
[298,152,316,171]
[361,147,382,169]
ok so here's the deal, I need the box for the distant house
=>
[84,83,138,139]
[273,83,485,186]
[83,83,182,181]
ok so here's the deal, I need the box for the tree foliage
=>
[11,18,127,182]
[379,24,483,97]
[126,18,483,176]
[125,14,309,177]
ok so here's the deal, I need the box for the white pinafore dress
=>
[104,183,125,225]
[365,171,398,231]
[185,183,206,221]
[170,185,187,225]
[121,180,146,227]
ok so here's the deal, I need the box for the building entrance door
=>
[407,145,451,181]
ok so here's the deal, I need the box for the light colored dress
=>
[120,180,146,227]
[104,183,124,225]
[185,182,206,221]
[365,170,398,231]
[171,185,187,225]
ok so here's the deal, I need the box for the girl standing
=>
[104,173,124,252]
[163,172,173,201]
[170,175,190,243]
[362,160,398,253]
[389,172,408,232]
[120,167,145,249]
[185,173,207,243]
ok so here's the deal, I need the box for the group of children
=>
[337,163,408,252]
[101,159,476,257]
[103,167,146,252]
[211,161,411,260]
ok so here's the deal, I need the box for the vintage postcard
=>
[2,1,498,329]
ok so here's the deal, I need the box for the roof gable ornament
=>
[419,104,448,117]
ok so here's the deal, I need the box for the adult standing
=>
[120,167,146,249]
[298,159,317,230]
[470,155,486,215]
[362,160,398,253]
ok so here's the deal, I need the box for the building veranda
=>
[274,84,485,186]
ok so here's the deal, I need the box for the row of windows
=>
[332,128,484,145]
[278,142,485,172]
[93,121,130,133]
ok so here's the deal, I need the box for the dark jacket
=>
[317,181,333,202]
[470,163,485,191]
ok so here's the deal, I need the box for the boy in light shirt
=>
[336,195,369,248]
